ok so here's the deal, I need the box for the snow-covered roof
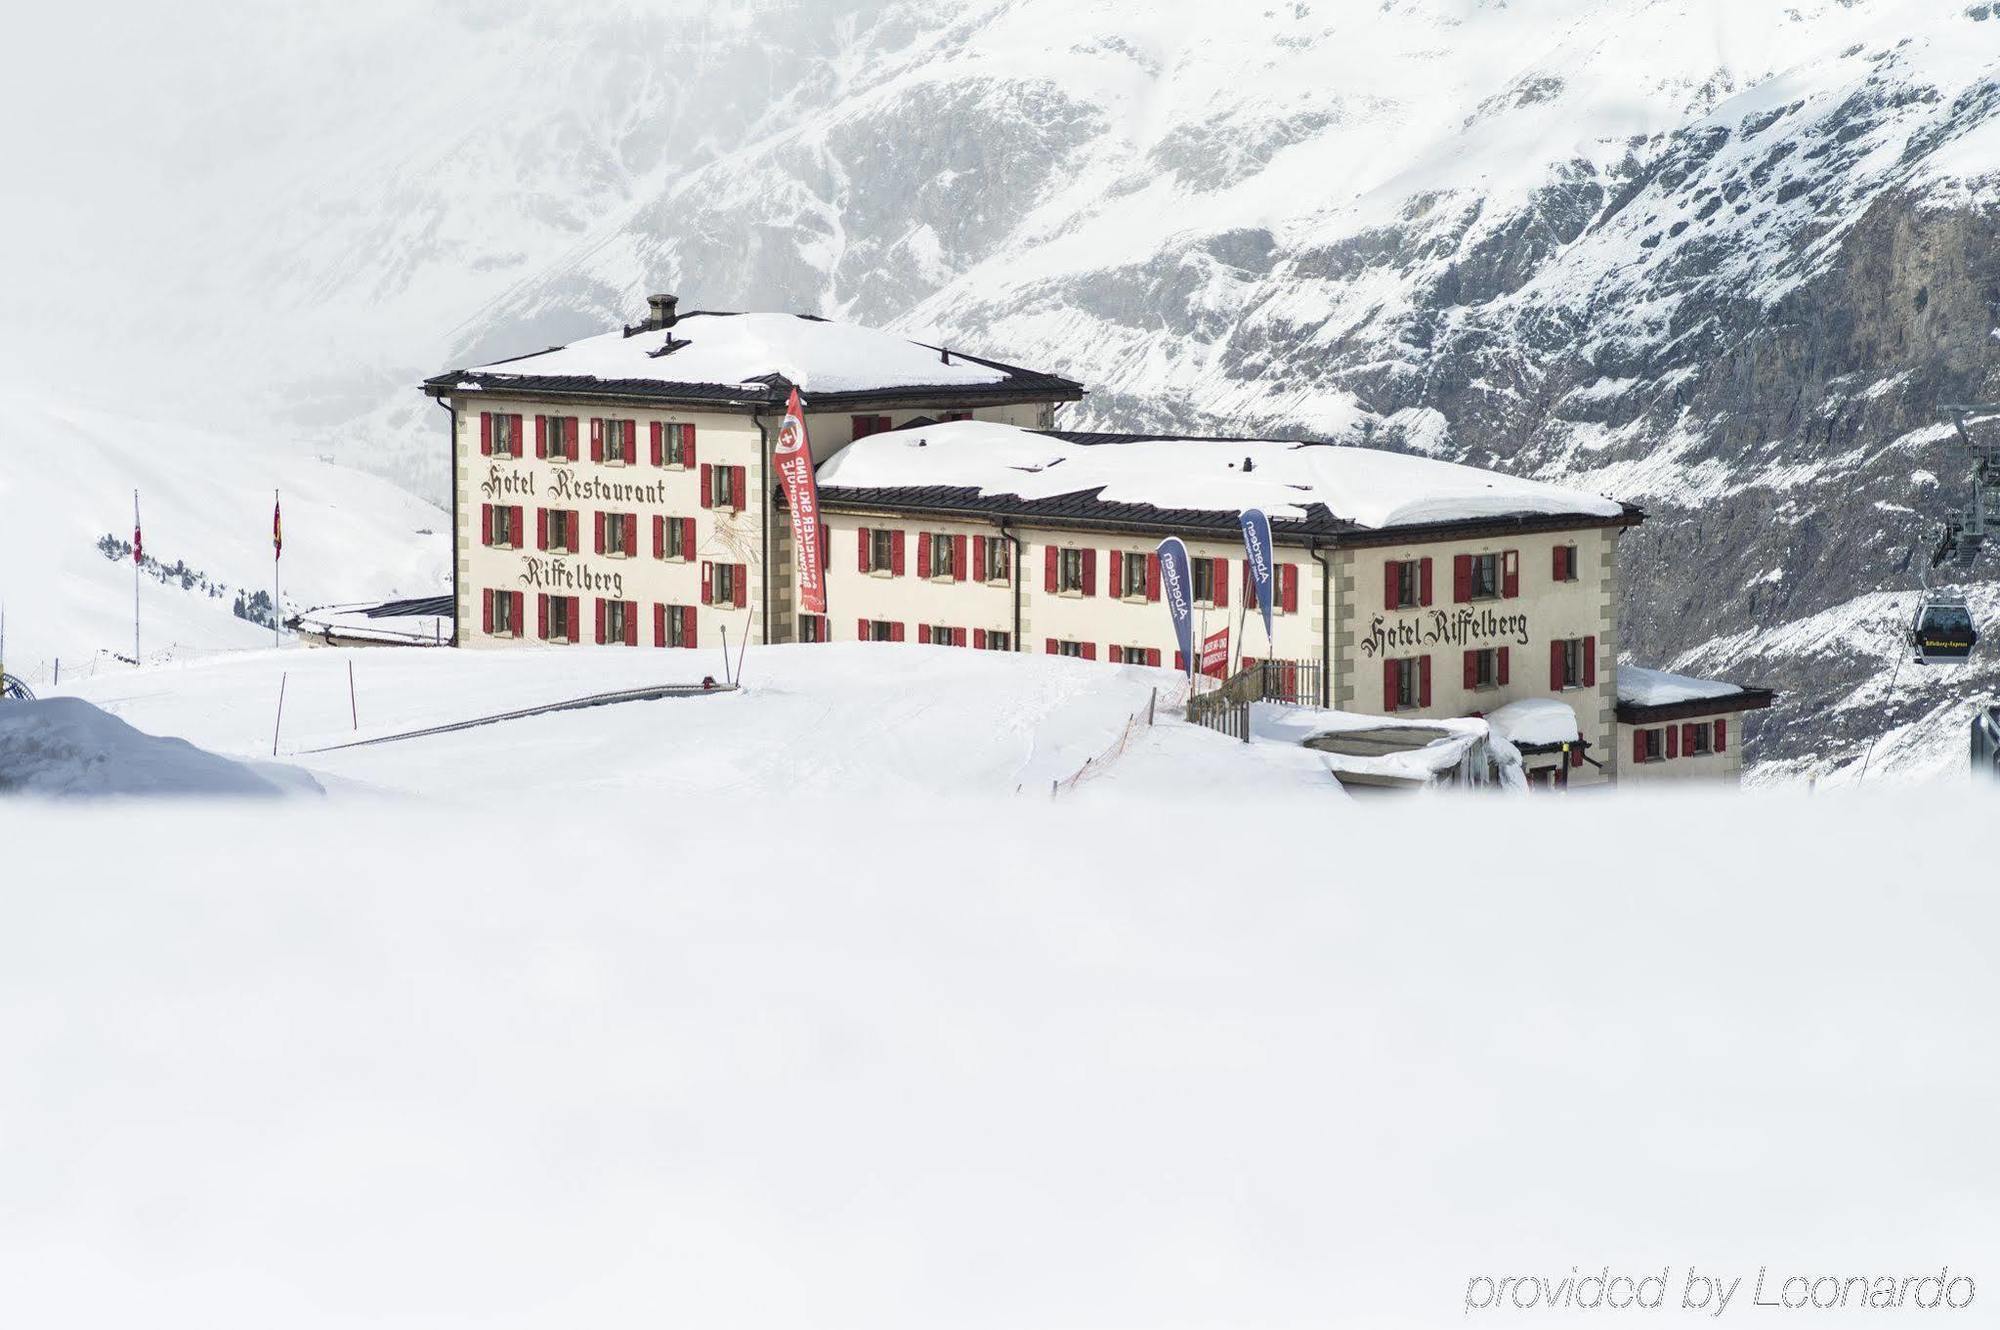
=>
[1617,666,1744,708]
[439,312,1081,404]
[817,420,1626,531]
[1484,698,1582,749]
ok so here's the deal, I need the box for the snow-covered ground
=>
[45,642,1342,802]
[3,786,1995,1328]
[0,387,449,684]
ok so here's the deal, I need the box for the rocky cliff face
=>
[21,0,1995,781]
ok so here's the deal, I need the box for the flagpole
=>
[272,489,281,647]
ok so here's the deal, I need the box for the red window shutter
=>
[627,420,639,460]
[649,421,663,466]
[701,561,713,604]
[699,462,713,509]
[1715,719,1728,752]
[1420,557,1435,606]
[890,530,906,576]
[594,597,606,644]
[890,622,905,642]
[479,412,492,456]
[1213,558,1228,607]
[512,507,523,545]
[513,415,526,456]
[1570,745,1584,768]
[731,465,746,509]
[1553,545,1567,580]
[1583,634,1597,687]
[955,628,967,647]
[1175,650,1185,671]
[1281,564,1299,614]
[654,602,666,647]
[1044,545,1058,592]
[623,602,637,647]
[733,565,747,609]
[1109,645,1123,663]
[858,526,871,572]
[653,515,665,559]
[851,415,873,440]
[537,594,548,640]
[1148,648,1161,667]
[481,503,492,545]
[567,597,580,643]
[681,606,696,648]
[565,417,579,460]
[481,589,494,634]
[1498,646,1510,685]
[1109,550,1123,595]
[1082,549,1097,596]
[1634,729,1648,763]
[974,628,987,649]
[682,518,696,561]
[1454,554,1472,602]
[917,533,932,579]
[919,625,931,644]
[536,508,548,551]
[1082,643,1096,661]
[1046,638,1058,655]
[953,534,967,582]
[1667,724,1681,759]
[1463,649,1478,689]
[1683,722,1699,755]
[1502,549,1520,599]
[858,618,870,640]
[1550,640,1565,690]
[1384,562,1400,610]
[1419,655,1432,708]
[590,418,604,462]
[535,415,547,459]
[1147,553,1160,601]
[1383,659,1399,712]
[594,511,606,555]
[973,535,986,576]
[682,425,695,467]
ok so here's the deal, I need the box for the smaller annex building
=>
[424,294,1774,787]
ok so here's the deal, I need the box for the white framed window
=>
[1120,554,1147,598]
[982,539,1010,583]
[1057,548,1085,594]
[603,419,633,464]
[929,534,956,580]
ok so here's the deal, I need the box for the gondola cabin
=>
[1910,595,1978,664]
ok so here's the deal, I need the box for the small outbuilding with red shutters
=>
[1616,666,1775,784]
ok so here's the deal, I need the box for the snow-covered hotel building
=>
[425,296,1771,786]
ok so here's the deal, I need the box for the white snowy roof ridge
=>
[436,311,1083,402]
[815,420,1630,533]
[1617,664,1775,713]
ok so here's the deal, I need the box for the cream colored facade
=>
[1617,713,1750,783]
[815,508,1627,785]
[450,399,1054,652]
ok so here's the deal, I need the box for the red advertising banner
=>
[1201,626,1229,678]
[774,387,827,615]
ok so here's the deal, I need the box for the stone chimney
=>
[646,293,680,330]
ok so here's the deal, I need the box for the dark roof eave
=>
[422,372,1085,413]
[810,484,1643,547]
[1615,688,1778,724]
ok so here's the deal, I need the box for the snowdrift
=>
[0,698,317,798]
[1,788,1993,1327]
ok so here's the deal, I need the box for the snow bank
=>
[1618,664,1744,707]
[0,698,316,798]
[465,312,1013,394]
[4,787,1994,1328]
[818,420,1624,529]
[1484,697,1581,747]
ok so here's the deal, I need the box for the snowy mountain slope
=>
[11,0,2000,779]
[0,388,448,682]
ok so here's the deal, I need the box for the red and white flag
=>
[1201,626,1230,678]
[773,387,827,615]
[132,492,143,564]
